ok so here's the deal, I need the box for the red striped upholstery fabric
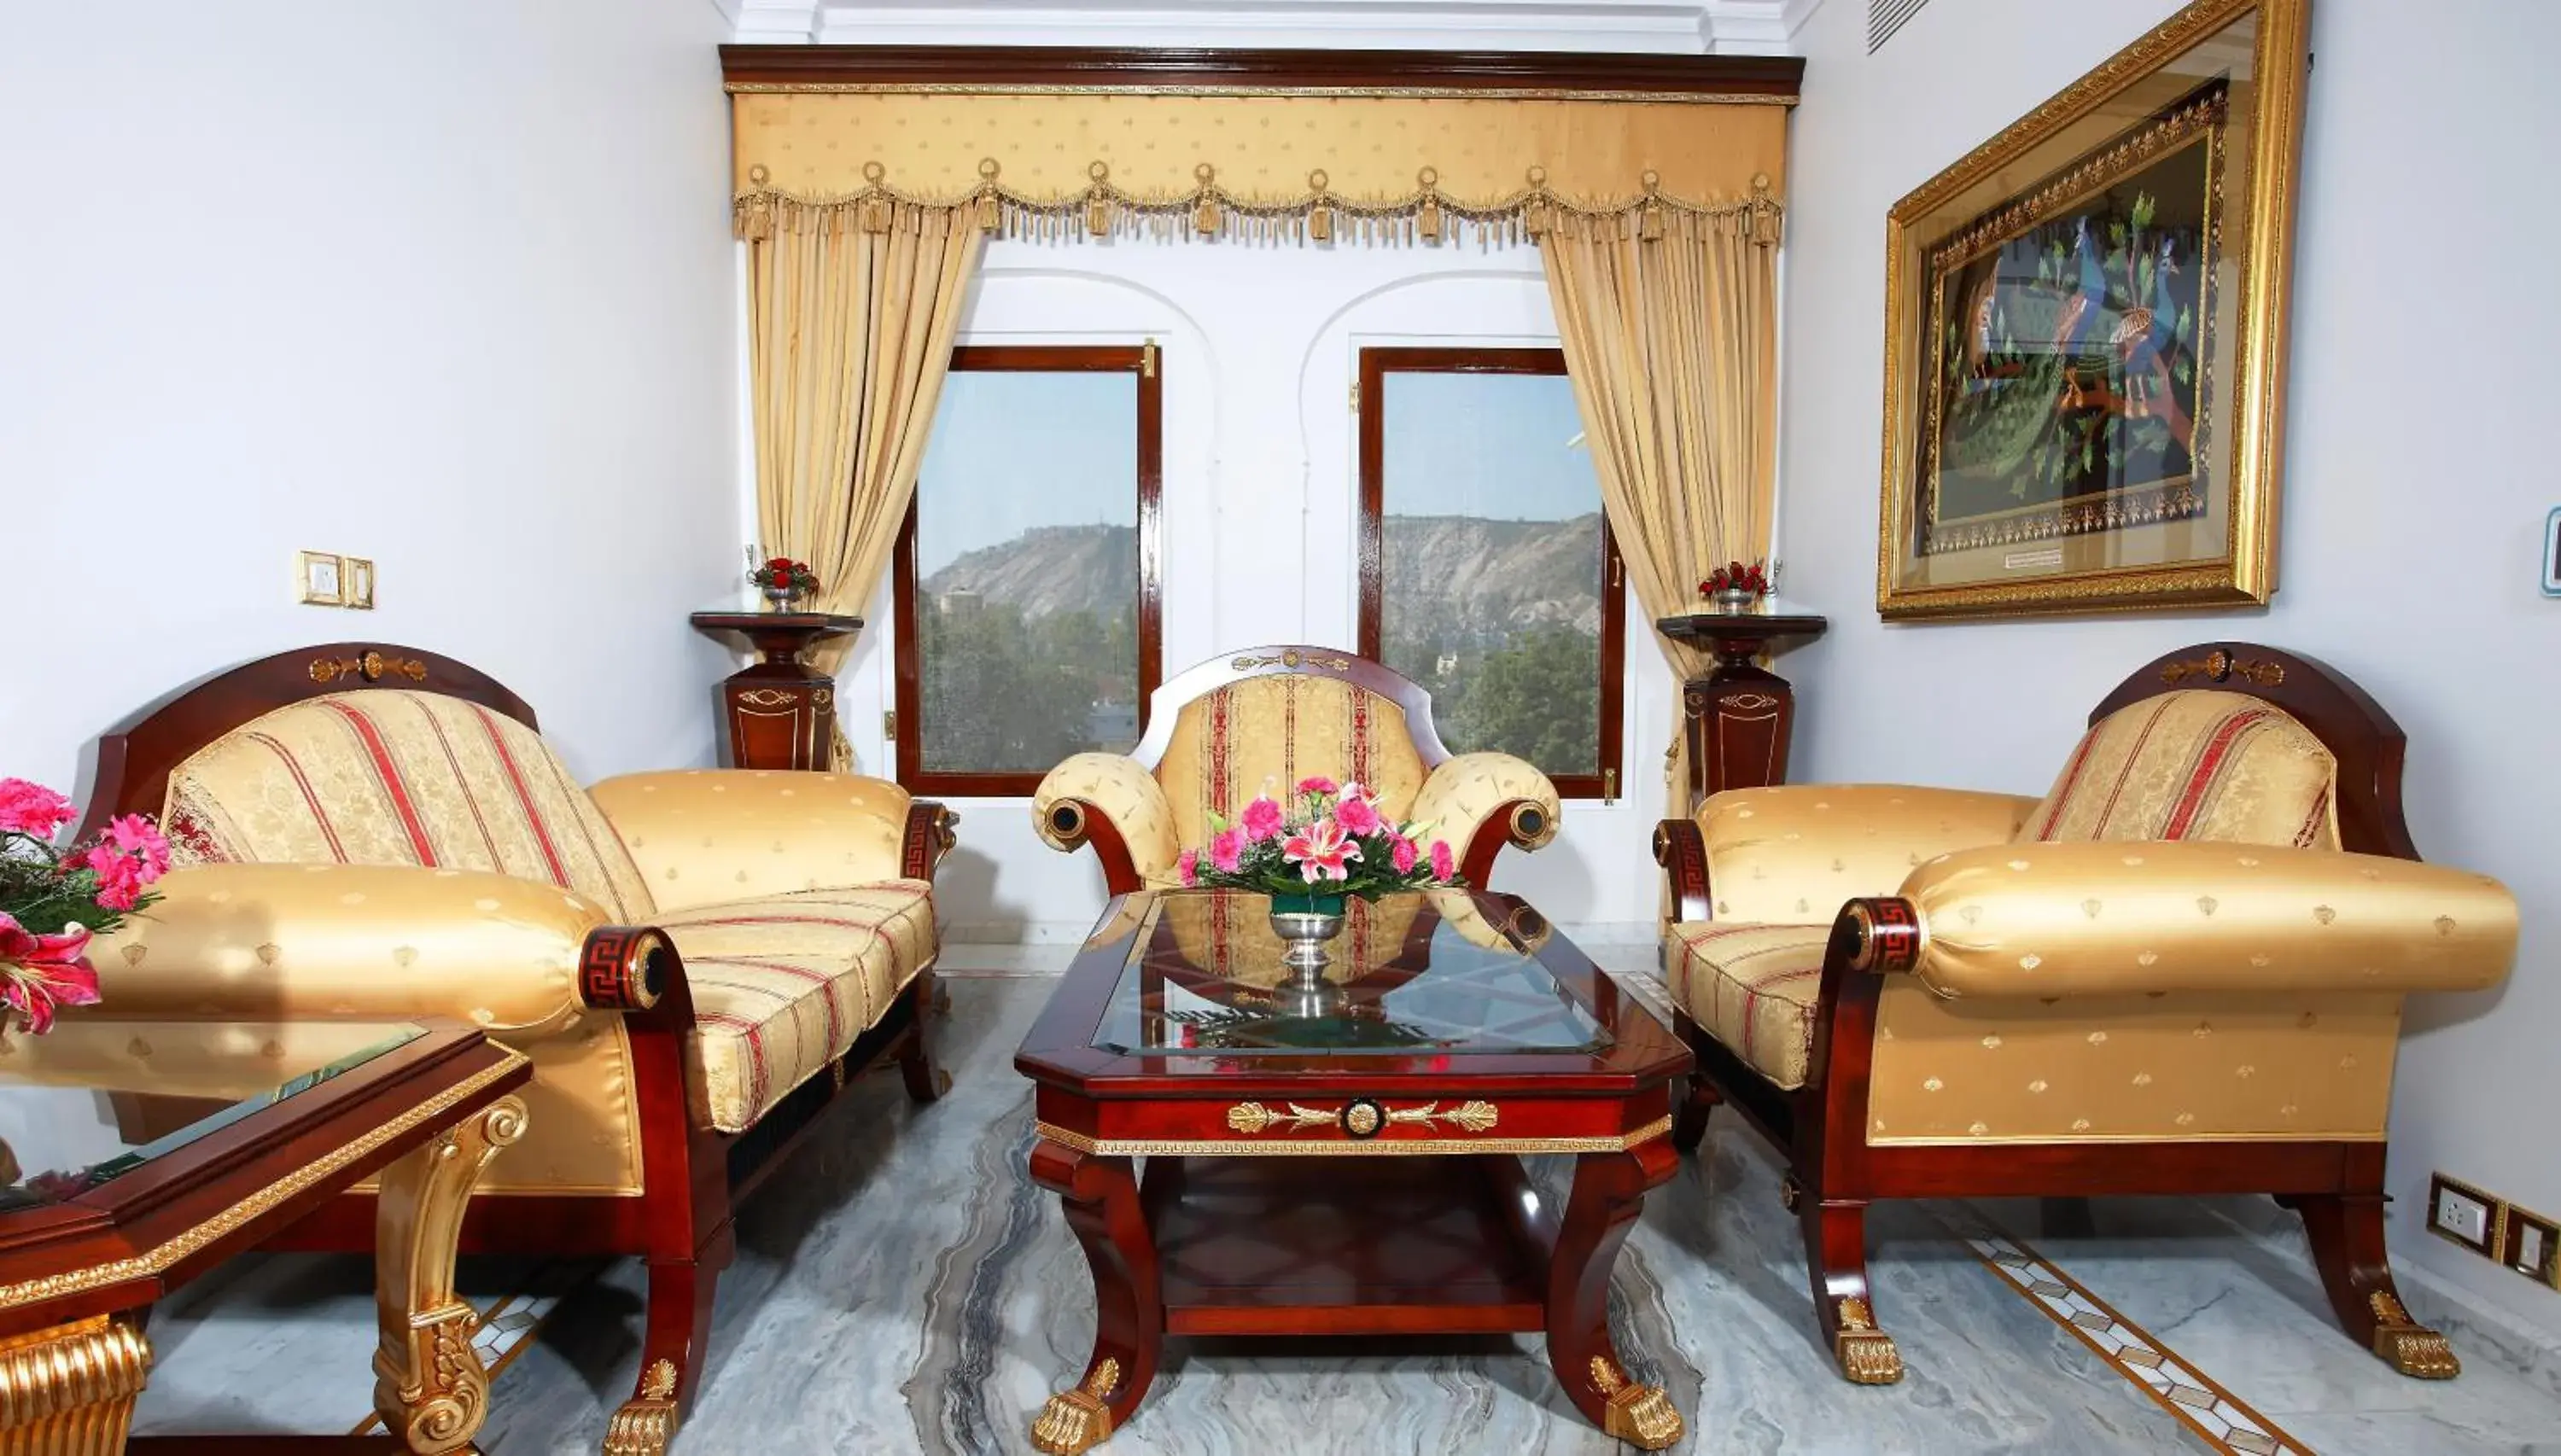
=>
[654,882,937,1133]
[2019,690,2341,850]
[161,691,653,919]
[1152,676,1429,842]
[1666,922,1830,1090]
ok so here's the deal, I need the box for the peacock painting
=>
[1919,79,2226,557]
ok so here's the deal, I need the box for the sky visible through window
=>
[1381,371,1590,520]
[913,370,1138,575]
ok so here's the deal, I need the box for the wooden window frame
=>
[892,343,1164,796]
[1356,346,1625,800]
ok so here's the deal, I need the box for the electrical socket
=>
[2503,1205,2560,1290]
[2427,1173,2501,1258]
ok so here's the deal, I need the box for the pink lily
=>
[1280,818,1364,883]
[0,913,101,1035]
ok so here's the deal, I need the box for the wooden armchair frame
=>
[1042,645,1555,894]
[1652,642,2457,1385]
[85,643,959,1450]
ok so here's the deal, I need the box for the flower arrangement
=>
[750,556,818,605]
[1699,560,1774,602]
[0,780,169,1034]
[1179,778,1462,908]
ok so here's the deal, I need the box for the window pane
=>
[1377,370,1603,780]
[913,369,1140,775]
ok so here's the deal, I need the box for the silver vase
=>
[1712,587,1759,615]
[1269,907,1346,1017]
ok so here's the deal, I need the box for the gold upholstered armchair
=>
[1032,646,1561,892]
[1651,643,2517,1387]
[80,644,959,1453]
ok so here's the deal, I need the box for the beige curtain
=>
[744,201,985,768]
[1537,207,1780,809]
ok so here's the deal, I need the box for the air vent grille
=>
[1869,0,1931,53]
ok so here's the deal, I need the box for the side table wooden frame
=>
[0,1025,531,1454]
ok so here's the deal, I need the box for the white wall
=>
[820,237,1681,943]
[0,0,739,797]
[1778,0,2561,1334]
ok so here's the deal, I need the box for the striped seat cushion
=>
[656,882,937,1133]
[1666,922,1830,1090]
[160,690,653,919]
[2020,690,2341,849]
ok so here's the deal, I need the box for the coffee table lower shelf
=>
[1028,1140,1685,1453]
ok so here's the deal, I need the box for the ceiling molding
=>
[720,43,1802,98]
[726,1,1823,55]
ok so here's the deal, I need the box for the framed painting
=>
[1878,0,2310,619]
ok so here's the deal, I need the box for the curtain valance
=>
[730,91,1788,244]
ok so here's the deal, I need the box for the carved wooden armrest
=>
[1653,818,1712,923]
[902,800,960,881]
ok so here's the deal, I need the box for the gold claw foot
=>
[1778,1174,1801,1212]
[932,982,954,1017]
[1832,1297,1905,1385]
[603,1360,681,1455]
[934,1066,954,1098]
[1589,1357,1683,1450]
[1030,1358,1119,1455]
[2370,1292,2460,1379]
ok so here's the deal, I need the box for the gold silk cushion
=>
[589,770,916,915]
[1697,785,2040,925]
[2019,690,2339,850]
[1152,676,1428,845]
[161,691,652,921]
[655,882,937,1133]
[1666,922,1830,1090]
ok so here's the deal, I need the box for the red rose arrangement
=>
[750,556,819,601]
[0,780,170,1034]
[1699,560,1773,599]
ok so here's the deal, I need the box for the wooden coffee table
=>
[1016,889,1694,1453]
[0,1017,529,1453]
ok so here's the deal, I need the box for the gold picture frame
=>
[1876,0,2310,620]
[298,550,344,607]
[344,557,376,610]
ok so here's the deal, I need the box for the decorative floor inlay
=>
[1954,1214,2314,1456]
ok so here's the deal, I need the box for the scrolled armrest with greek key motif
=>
[903,800,959,881]
[578,925,677,1012]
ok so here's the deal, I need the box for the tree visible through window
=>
[894,346,1163,795]
[1357,348,1625,799]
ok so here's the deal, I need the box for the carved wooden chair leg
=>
[373,1095,528,1454]
[1546,1141,1685,1450]
[898,970,952,1104]
[1669,1075,1720,1156]
[604,1236,732,1456]
[1028,1142,1164,1456]
[2294,1190,2459,1378]
[1800,1193,1902,1385]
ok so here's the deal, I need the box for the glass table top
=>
[1089,891,1611,1057]
[0,1020,427,1213]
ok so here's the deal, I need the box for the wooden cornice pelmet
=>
[719,44,1804,102]
[724,44,1796,242]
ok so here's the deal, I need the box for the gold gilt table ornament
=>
[1877,0,2310,619]
[1019,888,1692,1451]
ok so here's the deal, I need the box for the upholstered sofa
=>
[1652,644,2517,1386]
[1033,646,1561,892]
[83,644,956,1453]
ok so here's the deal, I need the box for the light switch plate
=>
[2428,1173,2500,1258]
[2545,507,2561,597]
[2503,1205,2560,1289]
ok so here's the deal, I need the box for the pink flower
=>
[0,913,100,1035]
[1389,834,1418,874]
[1209,827,1247,874]
[1175,848,1200,887]
[1293,776,1339,796]
[76,815,171,912]
[0,780,75,839]
[1429,840,1456,882]
[1333,788,1383,837]
[1280,818,1364,883]
[1240,796,1286,842]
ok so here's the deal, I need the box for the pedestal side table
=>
[1655,610,1828,817]
[688,612,863,771]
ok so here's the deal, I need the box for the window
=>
[1356,348,1625,798]
[894,345,1164,795]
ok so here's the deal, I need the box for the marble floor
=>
[131,962,2561,1454]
